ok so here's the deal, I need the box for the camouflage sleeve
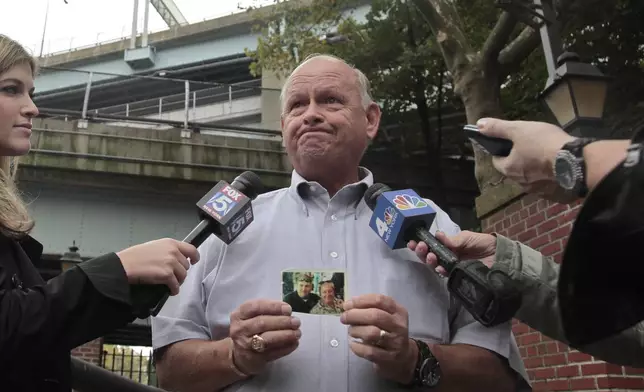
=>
[493,234,644,367]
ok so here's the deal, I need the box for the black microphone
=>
[131,171,263,318]
[185,170,262,247]
[364,183,521,327]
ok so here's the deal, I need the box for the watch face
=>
[555,156,576,190]
[420,358,441,387]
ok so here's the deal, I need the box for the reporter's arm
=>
[0,253,135,366]
[421,207,529,391]
[583,140,630,192]
[493,235,644,367]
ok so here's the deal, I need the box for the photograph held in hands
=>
[282,270,346,315]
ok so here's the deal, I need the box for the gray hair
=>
[279,53,374,114]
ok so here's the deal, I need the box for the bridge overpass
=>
[32,1,371,137]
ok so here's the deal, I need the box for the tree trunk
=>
[453,60,505,195]
[405,0,446,206]
[415,80,446,207]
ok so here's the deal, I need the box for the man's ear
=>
[281,115,286,148]
[365,102,381,141]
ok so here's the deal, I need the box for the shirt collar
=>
[288,166,373,207]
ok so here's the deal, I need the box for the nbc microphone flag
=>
[368,189,437,249]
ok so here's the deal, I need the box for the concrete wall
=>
[22,180,199,257]
[23,118,291,190]
[261,71,285,131]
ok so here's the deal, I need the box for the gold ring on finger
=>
[250,334,266,353]
[375,329,387,347]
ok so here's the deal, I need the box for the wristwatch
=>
[553,137,598,198]
[409,339,441,388]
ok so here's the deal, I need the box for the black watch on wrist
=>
[553,137,598,198]
[408,339,441,389]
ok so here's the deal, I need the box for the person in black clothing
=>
[0,34,200,391]
[282,271,320,313]
[476,117,644,346]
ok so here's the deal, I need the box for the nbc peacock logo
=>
[384,207,395,225]
[393,194,428,210]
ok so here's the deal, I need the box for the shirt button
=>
[330,251,338,259]
[330,214,338,221]
[330,339,339,348]
[309,185,316,192]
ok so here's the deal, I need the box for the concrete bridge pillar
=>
[260,71,285,132]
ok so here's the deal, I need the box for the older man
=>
[151,54,530,392]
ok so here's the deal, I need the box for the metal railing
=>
[34,67,282,134]
[99,345,158,386]
[95,79,262,119]
[71,356,165,392]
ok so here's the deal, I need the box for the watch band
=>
[407,338,440,388]
[561,137,598,197]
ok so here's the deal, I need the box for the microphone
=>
[364,183,521,327]
[131,171,263,318]
[185,170,263,247]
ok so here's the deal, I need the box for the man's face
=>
[297,281,313,298]
[280,58,381,178]
[321,283,335,305]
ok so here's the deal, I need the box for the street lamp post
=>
[60,241,83,271]
[497,0,611,137]
[540,52,611,137]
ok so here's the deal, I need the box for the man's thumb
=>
[476,118,512,140]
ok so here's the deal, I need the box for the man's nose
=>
[303,104,323,126]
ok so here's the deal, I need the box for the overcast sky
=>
[2,0,272,56]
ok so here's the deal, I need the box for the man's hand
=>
[229,299,302,375]
[340,294,417,384]
[407,231,497,276]
[477,118,576,200]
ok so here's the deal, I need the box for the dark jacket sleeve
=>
[494,235,644,367]
[559,127,644,346]
[0,252,136,365]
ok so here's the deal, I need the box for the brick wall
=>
[71,338,103,366]
[482,194,644,391]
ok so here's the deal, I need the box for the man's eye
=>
[326,97,340,104]
[2,86,19,94]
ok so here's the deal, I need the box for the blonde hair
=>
[280,53,374,114]
[0,35,36,238]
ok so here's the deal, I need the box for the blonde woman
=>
[0,35,200,391]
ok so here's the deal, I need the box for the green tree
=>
[244,0,642,204]
[245,0,478,205]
